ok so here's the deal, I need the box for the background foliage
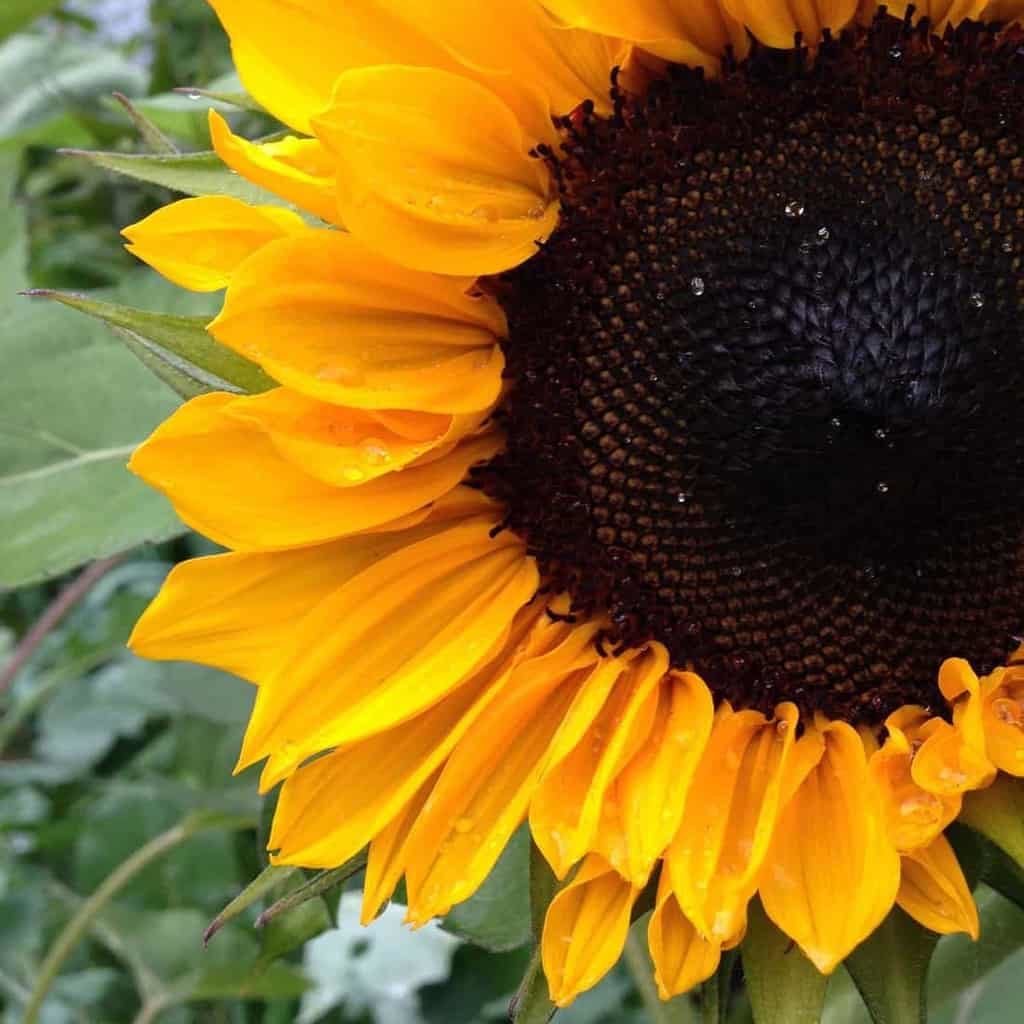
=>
[2,3,1024,1023]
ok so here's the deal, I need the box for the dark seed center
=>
[481,12,1024,724]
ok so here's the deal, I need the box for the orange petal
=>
[980,665,1024,776]
[530,646,666,878]
[209,111,339,223]
[666,702,803,944]
[223,389,480,488]
[208,230,506,415]
[542,855,640,1007]
[759,719,901,974]
[724,0,859,47]
[238,518,539,783]
[876,1,988,31]
[648,867,721,1000]
[313,66,560,276]
[982,1,1024,21]
[869,707,961,852]
[361,770,440,925]
[122,196,306,291]
[615,671,714,885]
[129,393,503,551]
[402,620,607,923]
[897,834,979,939]
[543,0,749,68]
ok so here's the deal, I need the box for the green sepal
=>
[511,948,557,1024]
[57,145,291,208]
[26,290,275,399]
[959,775,1024,869]
[255,853,367,930]
[741,898,827,1024]
[529,834,559,942]
[843,906,938,1024]
[203,864,298,946]
[111,91,179,155]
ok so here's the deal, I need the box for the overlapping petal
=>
[208,0,620,136]
[897,834,979,939]
[759,719,901,973]
[666,701,803,944]
[724,0,858,47]
[209,111,339,224]
[313,66,560,276]
[208,230,506,415]
[129,392,502,551]
[122,196,306,291]
[530,645,666,878]
[980,664,1024,776]
[542,855,639,1006]
[648,868,722,1000]
[542,0,748,67]
[238,517,539,784]
[877,1,988,31]
[402,620,612,923]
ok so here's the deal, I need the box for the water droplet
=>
[889,45,903,60]
[454,817,474,834]
[830,417,842,429]
[359,437,392,466]
[874,428,888,442]
[784,199,805,218]
[969,292,985,309]
[1002,238,1014,254]
[817,226,830,242]
[183,89,202,101]
[676,492,688,504]
[527,202,547,220]
[876,481,890,494]
[341,465,366,483]
[470,205,500,222]
[690,276,705,296]
[899,793,941,825]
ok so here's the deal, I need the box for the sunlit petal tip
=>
[898,834,980,939]
[648,869,722,999]
[724,0,859,48]
[542,855,639,1006]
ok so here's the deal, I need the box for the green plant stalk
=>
[623,928,698,1024]
[23,812,250,1024]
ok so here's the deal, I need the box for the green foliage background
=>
[1,3,1023,1023]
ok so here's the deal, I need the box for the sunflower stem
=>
[623,925,697,1023]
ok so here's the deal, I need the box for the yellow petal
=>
[980,666,1024,776]
[724,0,858,47]
[759,719,901,974]
[313,66,560,276]
[897,834,979,939]
[208,230,506,415]
[667,702,802,944]
[542,855,639,1007]
[209,0,616,140]
[129,534,411,682]
[402,620,606,923]
[543,0,749,67]
[869,707,962,852]
[877,1,987,31]
[208,111,339,223]
[361,770,439,925]
[239,518,539,783]
[530,646,666,878]
[648,867,721,1000]
[617,671,714,885]
[267,600,546,861]
[223,388,481,488]
[122,196,306,291]
[129,392,501,550]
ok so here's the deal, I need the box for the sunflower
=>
[121,0,1024,1010]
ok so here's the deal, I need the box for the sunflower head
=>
[107,0,1024,1018]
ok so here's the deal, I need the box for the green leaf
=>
[0,33,145,144]
[948,821,1024,913]
[928,885,1024,1013]
[181,961,309,1001]
[31,290,275,398]
[256,893,332,967]
[0,178,208,583]
[959,775,1024,869]
[844,907,938,1024]
[443,825,533,952]
[0,0,60,40]
[742,899,828,1024]
[61,145,294,208]
[204,865,299,946]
